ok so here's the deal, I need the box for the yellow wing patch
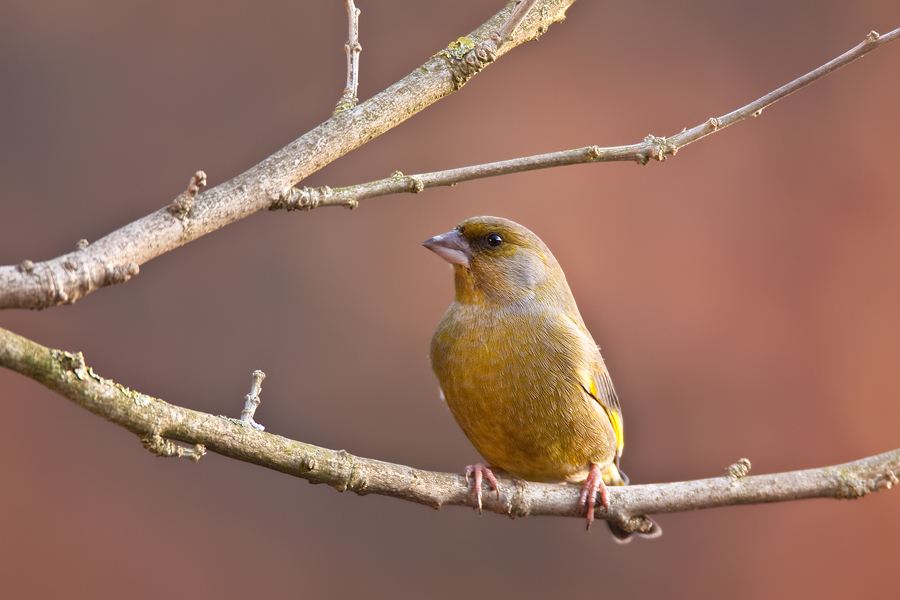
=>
[588,371,624,460]
[608,406,625,459]
[561,312,625,462]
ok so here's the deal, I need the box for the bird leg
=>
[465,463,500,514]
[578,463,610,531]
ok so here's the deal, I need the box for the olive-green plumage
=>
[425,216,659,540]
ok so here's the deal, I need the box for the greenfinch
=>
[424,216,660,541]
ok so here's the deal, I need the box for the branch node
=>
[105,263,140,286]
[169,171,207,219]
[838,475,875,499]
[301,454,318,473]
[333,97,358,116]
[190,445,206,462]
[639,134,677,163]
[141,432,207,462]
[506,478,531,519]
[436,36,497,90]
[188,170,207,195]
[53,349,87,376]
[64,258,78,272]
[76,239,89,250]
[389,170,424,193]
[586,146,602,160]
[408,175,425,194]
[17,259,35,274]
[335,449,369,495]
[239,369,266,431]
[539,5,553,29]
[868,31,880,43]
[707,117,721,131]
[725,458,752,479]
[611,514,662,539]
[274,186,332,211]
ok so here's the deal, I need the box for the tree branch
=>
[273,27,900,210]
[2,7,898,541]
[2,325,895,534]
[5,15,896,311]
[0,0,575,311]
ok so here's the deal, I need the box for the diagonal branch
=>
[273,27,900,210]
[2,325,896,535]
[0,0,575,311]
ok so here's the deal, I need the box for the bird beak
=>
[422,229,471,269]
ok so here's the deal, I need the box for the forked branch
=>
[0,0,575,311]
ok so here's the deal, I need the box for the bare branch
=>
[0,0,576,311]
[273,27,900,210]
[2,326,895,534]
[274,148,610,210]
[333,0,362,114]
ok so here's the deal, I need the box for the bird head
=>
[423,216,572,307]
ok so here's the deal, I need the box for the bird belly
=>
[430,305,616,483]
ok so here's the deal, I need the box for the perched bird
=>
[424,216,660,541]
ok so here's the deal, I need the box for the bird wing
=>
[560,313,625,465]
[587,369,624,466]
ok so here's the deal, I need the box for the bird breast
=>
[430,302,617,483]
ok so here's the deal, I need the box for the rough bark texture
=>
[2,326,895,532]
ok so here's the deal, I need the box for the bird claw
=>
[465,463,499,514]
[578,464,610,531]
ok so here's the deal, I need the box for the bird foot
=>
[578,463,610,531]
[465,463,500,514]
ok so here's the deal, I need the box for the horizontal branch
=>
[0,0,576,311]
[2,325,895,534]
[273,27,900,210]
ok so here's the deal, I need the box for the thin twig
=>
[274,27,900,210]
[1,326,896,534]
[334,0,362,114]
[239,369,266,431]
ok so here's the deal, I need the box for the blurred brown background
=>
[2,1,899,598]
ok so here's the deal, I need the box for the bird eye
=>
[486,233,503,247]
